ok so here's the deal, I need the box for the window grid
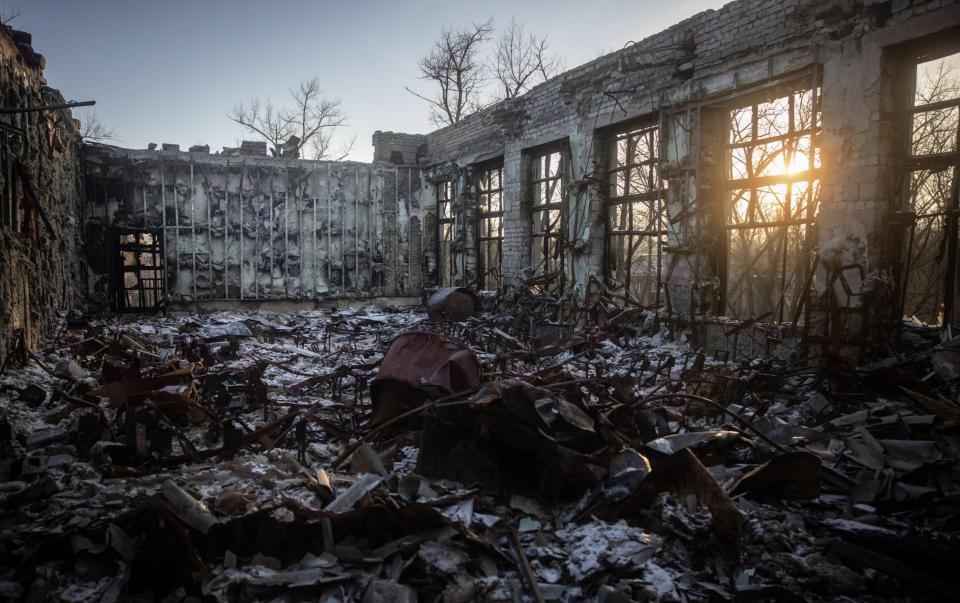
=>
[437,181,457,287]
[723,85,821,323]
[607,124,665,306]
[899,51,960,327]
[478,167,503,291]
[116,230,166,311]
[531,150,565,288]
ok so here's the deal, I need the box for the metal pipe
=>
[327,164,332,288]
[173,162,180,302]
[255,170,261,299]
[141,171,148,228]
[0,100,95,114]
[407,168,412,289]
[355,169,359,293]
[395,168,400,294]
[224,160,230,299]
[190,161,197,302]
[269,167,275,297]
[368,167,374,289]
[239,162,244,300]
[206,166,213,300]
[297,169,304,297]
[160,161,167,301]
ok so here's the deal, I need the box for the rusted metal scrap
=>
[425,287,482,321]
[415,379,609,500]
[370,331,481,426]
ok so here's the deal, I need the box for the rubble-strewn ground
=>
[0,300,958,602]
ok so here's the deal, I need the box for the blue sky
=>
[9,0,727,160]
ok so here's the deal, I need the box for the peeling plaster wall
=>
[417,0,960,356]
[0,26,84,368]
[82,146,424,303]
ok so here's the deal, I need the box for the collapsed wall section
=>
[82,146,424,305]
[0,26,84,367]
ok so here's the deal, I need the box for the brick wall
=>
[0,26,84,368]
[410,0,959,355]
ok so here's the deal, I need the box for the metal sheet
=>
[425,287,482,321]
[370,331,481,426]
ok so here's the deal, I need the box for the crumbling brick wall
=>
[0,26,84,368]
[415,0,959,356]
[372,131,427,166]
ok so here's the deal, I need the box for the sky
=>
[8,0,728,161]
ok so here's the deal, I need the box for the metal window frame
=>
[112,227,167,312]
[477,165,504,290]
[897,45,960,328]
[436,180,457,286]
[605,121,666,306]
[530,148,567,286]
[720,81,822,324]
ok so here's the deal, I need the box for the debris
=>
[370,331,481,426]
[415,379,607,499]
[425,287,482,321]
[0,304,957,601]
[324,473,381,513]
[162,479,219,534]
[730,452,822,501]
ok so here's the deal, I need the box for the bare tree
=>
[492,18,563,100]
[1,5,19,24]
[77,110,116,142]
[285,77,350,158]
[228,77,350,160]
[407,19,494,128]
[229,98,288,156]
[310,132,357,162]
[901,56,959,321]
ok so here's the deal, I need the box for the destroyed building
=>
[5,0,960,359]
[2,0,960,600]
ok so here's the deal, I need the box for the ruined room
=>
[1,0,960,600]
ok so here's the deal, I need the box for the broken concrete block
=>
[19,424,69,450]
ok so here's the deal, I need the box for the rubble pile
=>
[0,295,958,602]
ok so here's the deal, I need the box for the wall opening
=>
[530,148,567,292]
[606,122,666,306]
[437,180,458,286]
[477,165,503,291]
[722,84,821,323]
[113,229,166,311]
[899,49,960,328]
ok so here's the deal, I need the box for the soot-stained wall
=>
[83,146,425,304]
[0,25,84,368]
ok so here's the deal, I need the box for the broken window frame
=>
[896,43,960,328]
[112,228,167,312]
[530,146,568,291]
[477,165,504,291]
[605,121,666,307]
[436,180,458,287]
[721,82,822,324]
